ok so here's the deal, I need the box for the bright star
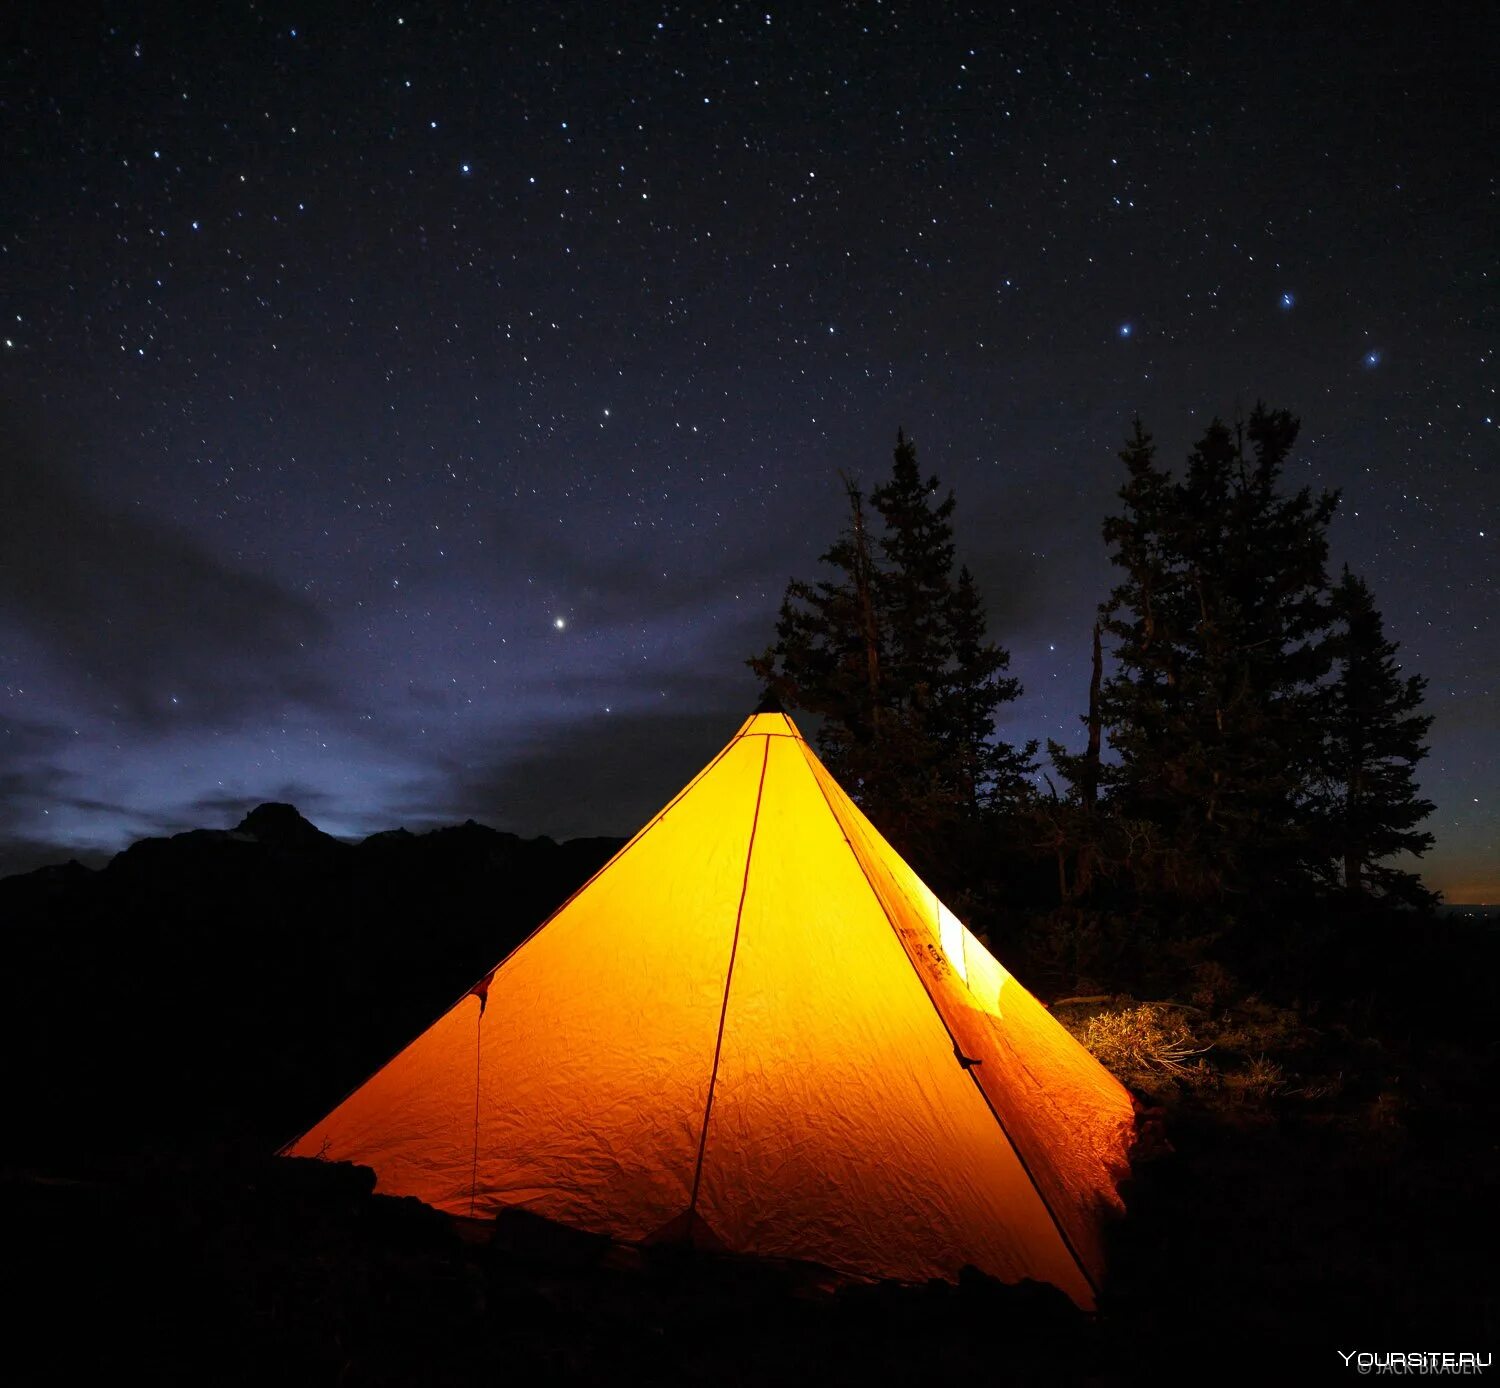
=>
[460,162,471,175]
[553,617,566,630]
[1118,323,1133,338]
[1280,291,1295,309]
[1364,349,1382,368]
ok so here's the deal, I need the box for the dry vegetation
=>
[1073,1004,1211,1082]
[1059,990,1367,1118]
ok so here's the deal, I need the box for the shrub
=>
[1077,1004,1210,1081]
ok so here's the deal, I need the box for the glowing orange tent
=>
[285,704,1135,1308]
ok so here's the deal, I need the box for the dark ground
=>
[3,805,1495,1383]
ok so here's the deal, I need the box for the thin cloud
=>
[448,703,746,841]
[0,410,333,730]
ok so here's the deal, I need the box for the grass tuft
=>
[1076,1003,1212,1081]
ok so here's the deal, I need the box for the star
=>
[3,1,1488,910]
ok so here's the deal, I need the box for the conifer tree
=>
[751,430,1030,859]
[1319,567,1436,905]
[749,477,884,795]
[870,429,957,704]
[944,564,1030,809]
[1096,405,1340,896]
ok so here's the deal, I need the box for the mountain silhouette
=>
[0,806,621,1165]
[234,801,343,849]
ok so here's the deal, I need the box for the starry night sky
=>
[3,4,1495,897]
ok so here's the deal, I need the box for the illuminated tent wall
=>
[285,706,1135,1309]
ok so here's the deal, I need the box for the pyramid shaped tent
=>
[286,708,1134,1308]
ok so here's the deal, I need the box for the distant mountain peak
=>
[233,802,334,848]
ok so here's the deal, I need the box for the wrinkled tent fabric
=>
[284,710,1135,1309]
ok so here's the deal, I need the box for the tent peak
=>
[752,689,785,715]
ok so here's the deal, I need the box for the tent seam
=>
[686,733,773,1223]
[792,735,1100,1303]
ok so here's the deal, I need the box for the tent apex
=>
[752,689,785,715]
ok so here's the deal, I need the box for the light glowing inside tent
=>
[934,898,1009,1018]
[938,900,969,982]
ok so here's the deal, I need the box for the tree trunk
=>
[1083,620,1103,807]
[1345,849,1363,898]
[1076,842,1095,899]
[842,475,882,738]
[1345,769,1364,897]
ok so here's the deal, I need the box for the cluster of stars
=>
[0,4,1489,894]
